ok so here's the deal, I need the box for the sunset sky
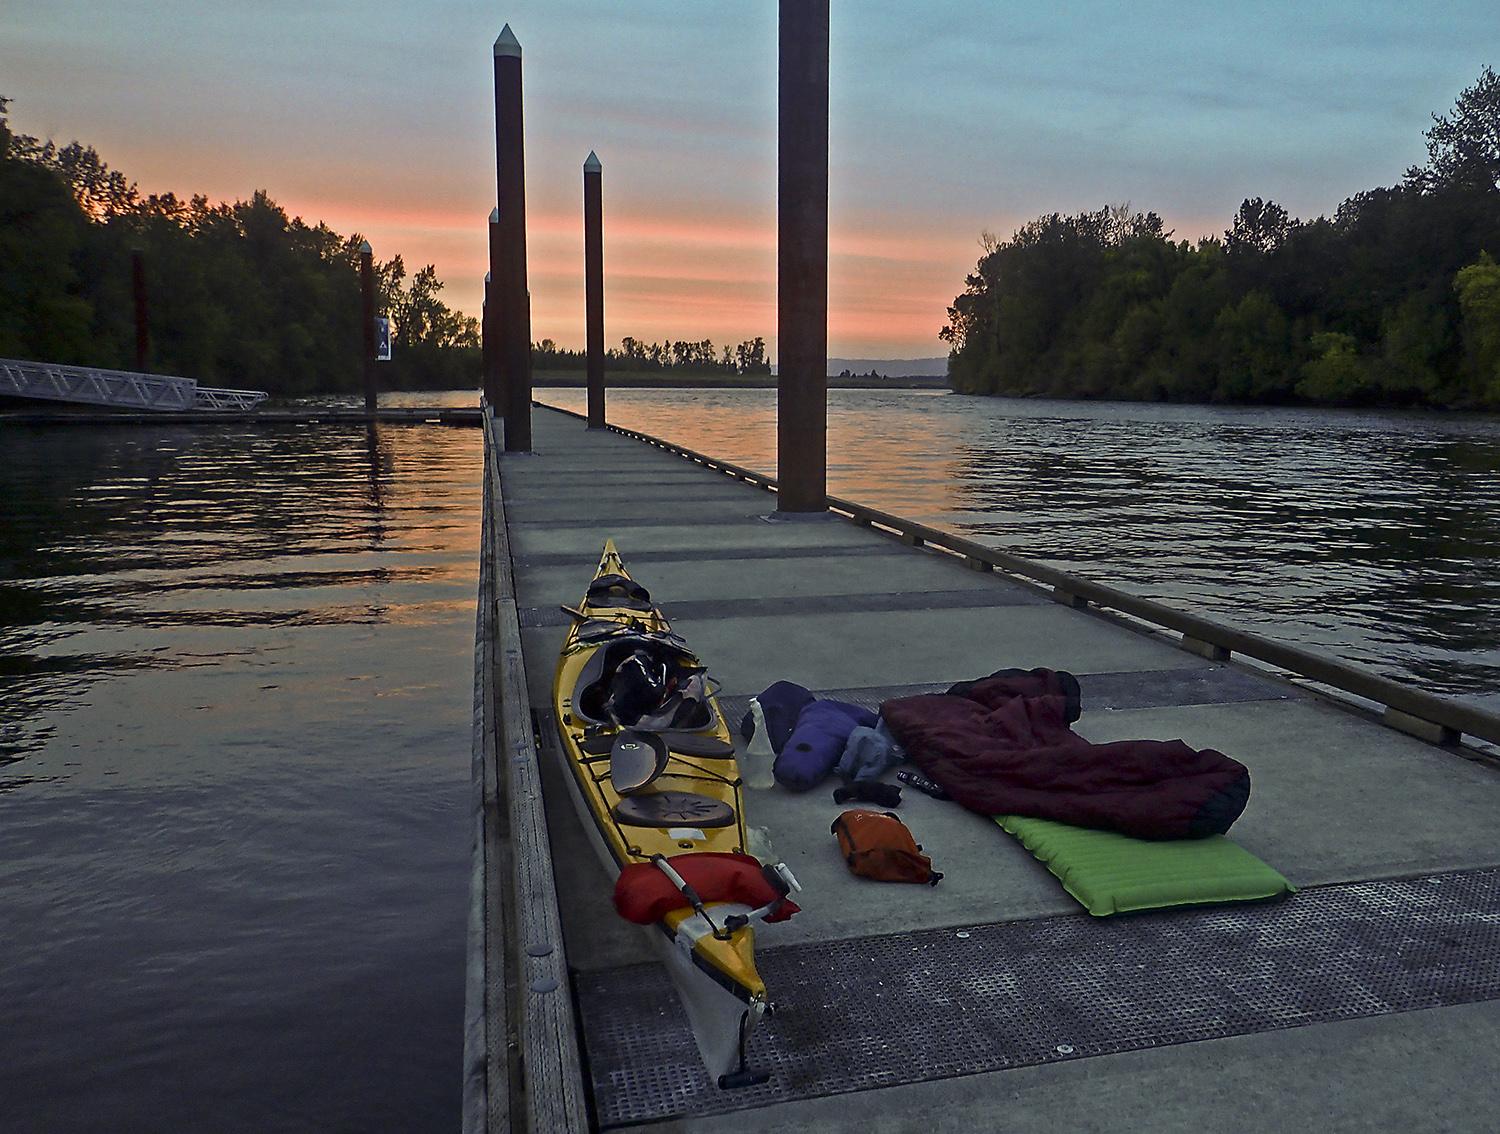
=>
[4,1,1497,359]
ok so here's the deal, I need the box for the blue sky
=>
[2,1,1495,357]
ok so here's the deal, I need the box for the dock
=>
[467,403,1500,1132]
[0,406,483,427]
[1,356,270,412]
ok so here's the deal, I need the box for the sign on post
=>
[375,317,392,361]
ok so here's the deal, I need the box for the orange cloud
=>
[264,189,967,356]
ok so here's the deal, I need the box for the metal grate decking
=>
[577,866,1500,1127]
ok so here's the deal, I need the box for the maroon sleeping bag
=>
[881,668,1250,839]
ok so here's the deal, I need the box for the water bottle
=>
[741,697,776,789]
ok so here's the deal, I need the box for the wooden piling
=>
[485,207,503,411]
[584,151,605,429]
[131,249,149,372]
[481,270,492,409]
[494,24,532,451]
[360,240,377,416]
[776,0,830,513]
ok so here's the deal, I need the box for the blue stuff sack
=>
[773,700,876,791]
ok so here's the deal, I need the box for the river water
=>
[1,411,479,1131]
[542,387,1500,708]
[3,387,1497,1131]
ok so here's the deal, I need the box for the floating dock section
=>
[468,403,1500,1133]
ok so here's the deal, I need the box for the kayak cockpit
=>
[568,631,716,732]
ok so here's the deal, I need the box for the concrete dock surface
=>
[498,404,1500,1132]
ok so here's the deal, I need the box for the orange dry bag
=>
[831,809,942,885]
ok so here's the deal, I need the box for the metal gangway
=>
[0,358,268,412]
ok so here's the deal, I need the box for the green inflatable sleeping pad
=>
[996,814,1295,917]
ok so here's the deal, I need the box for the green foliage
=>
[0,96,478,394]
[1377,292,1448,398]
[0,143,94,359]
[1454,251,1500,401]
[941,66,1500,409]
[1296,332,1370,401]
[1215,291,1295,401]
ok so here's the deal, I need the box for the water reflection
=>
[0,419,481,1131]
[540,387,1500,701]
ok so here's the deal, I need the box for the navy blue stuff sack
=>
[740,680,815,754]
[773,700,877,791]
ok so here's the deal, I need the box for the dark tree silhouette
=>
[0,96,476,393]
[942,67,1500,410]
[1408,65,1500,192]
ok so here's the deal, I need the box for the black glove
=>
[833,781,902,808]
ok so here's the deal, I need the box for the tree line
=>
[0,96,482,394]
[941,66,1500,409]
[0,96,780,395]
[532,335,771,374]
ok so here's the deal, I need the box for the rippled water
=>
[0,417,480,1131]
[540,388,1500,706]
[4,386,1496,1129]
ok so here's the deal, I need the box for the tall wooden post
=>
[494,24,532,451]
[131,249,149,372]
[360,240,376,416]
[583,151,605,429]
[481,270,493,407]
[484,206,502,410]
[777,0,830,513]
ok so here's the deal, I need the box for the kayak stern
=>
[662,904,772,1085]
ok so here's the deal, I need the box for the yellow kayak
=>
[551,540,798,1087]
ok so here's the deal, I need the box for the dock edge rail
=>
[541,400,1500,753]
[1,356,268,411]
[464,406,589,1133]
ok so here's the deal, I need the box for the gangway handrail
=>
[0,357,268,412]
[192,385,272,411]
[539,399,1500,752]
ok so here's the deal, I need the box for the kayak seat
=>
[571,647,621,725]
[586,573,653,611]
[571,637,671,725]
[570,638,717,731]
[613,791,736,828]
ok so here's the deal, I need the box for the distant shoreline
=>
[528,369,950,390]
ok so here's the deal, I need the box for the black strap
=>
[830,815,857,867]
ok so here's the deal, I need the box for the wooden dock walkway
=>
[469,403,1500,1133]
